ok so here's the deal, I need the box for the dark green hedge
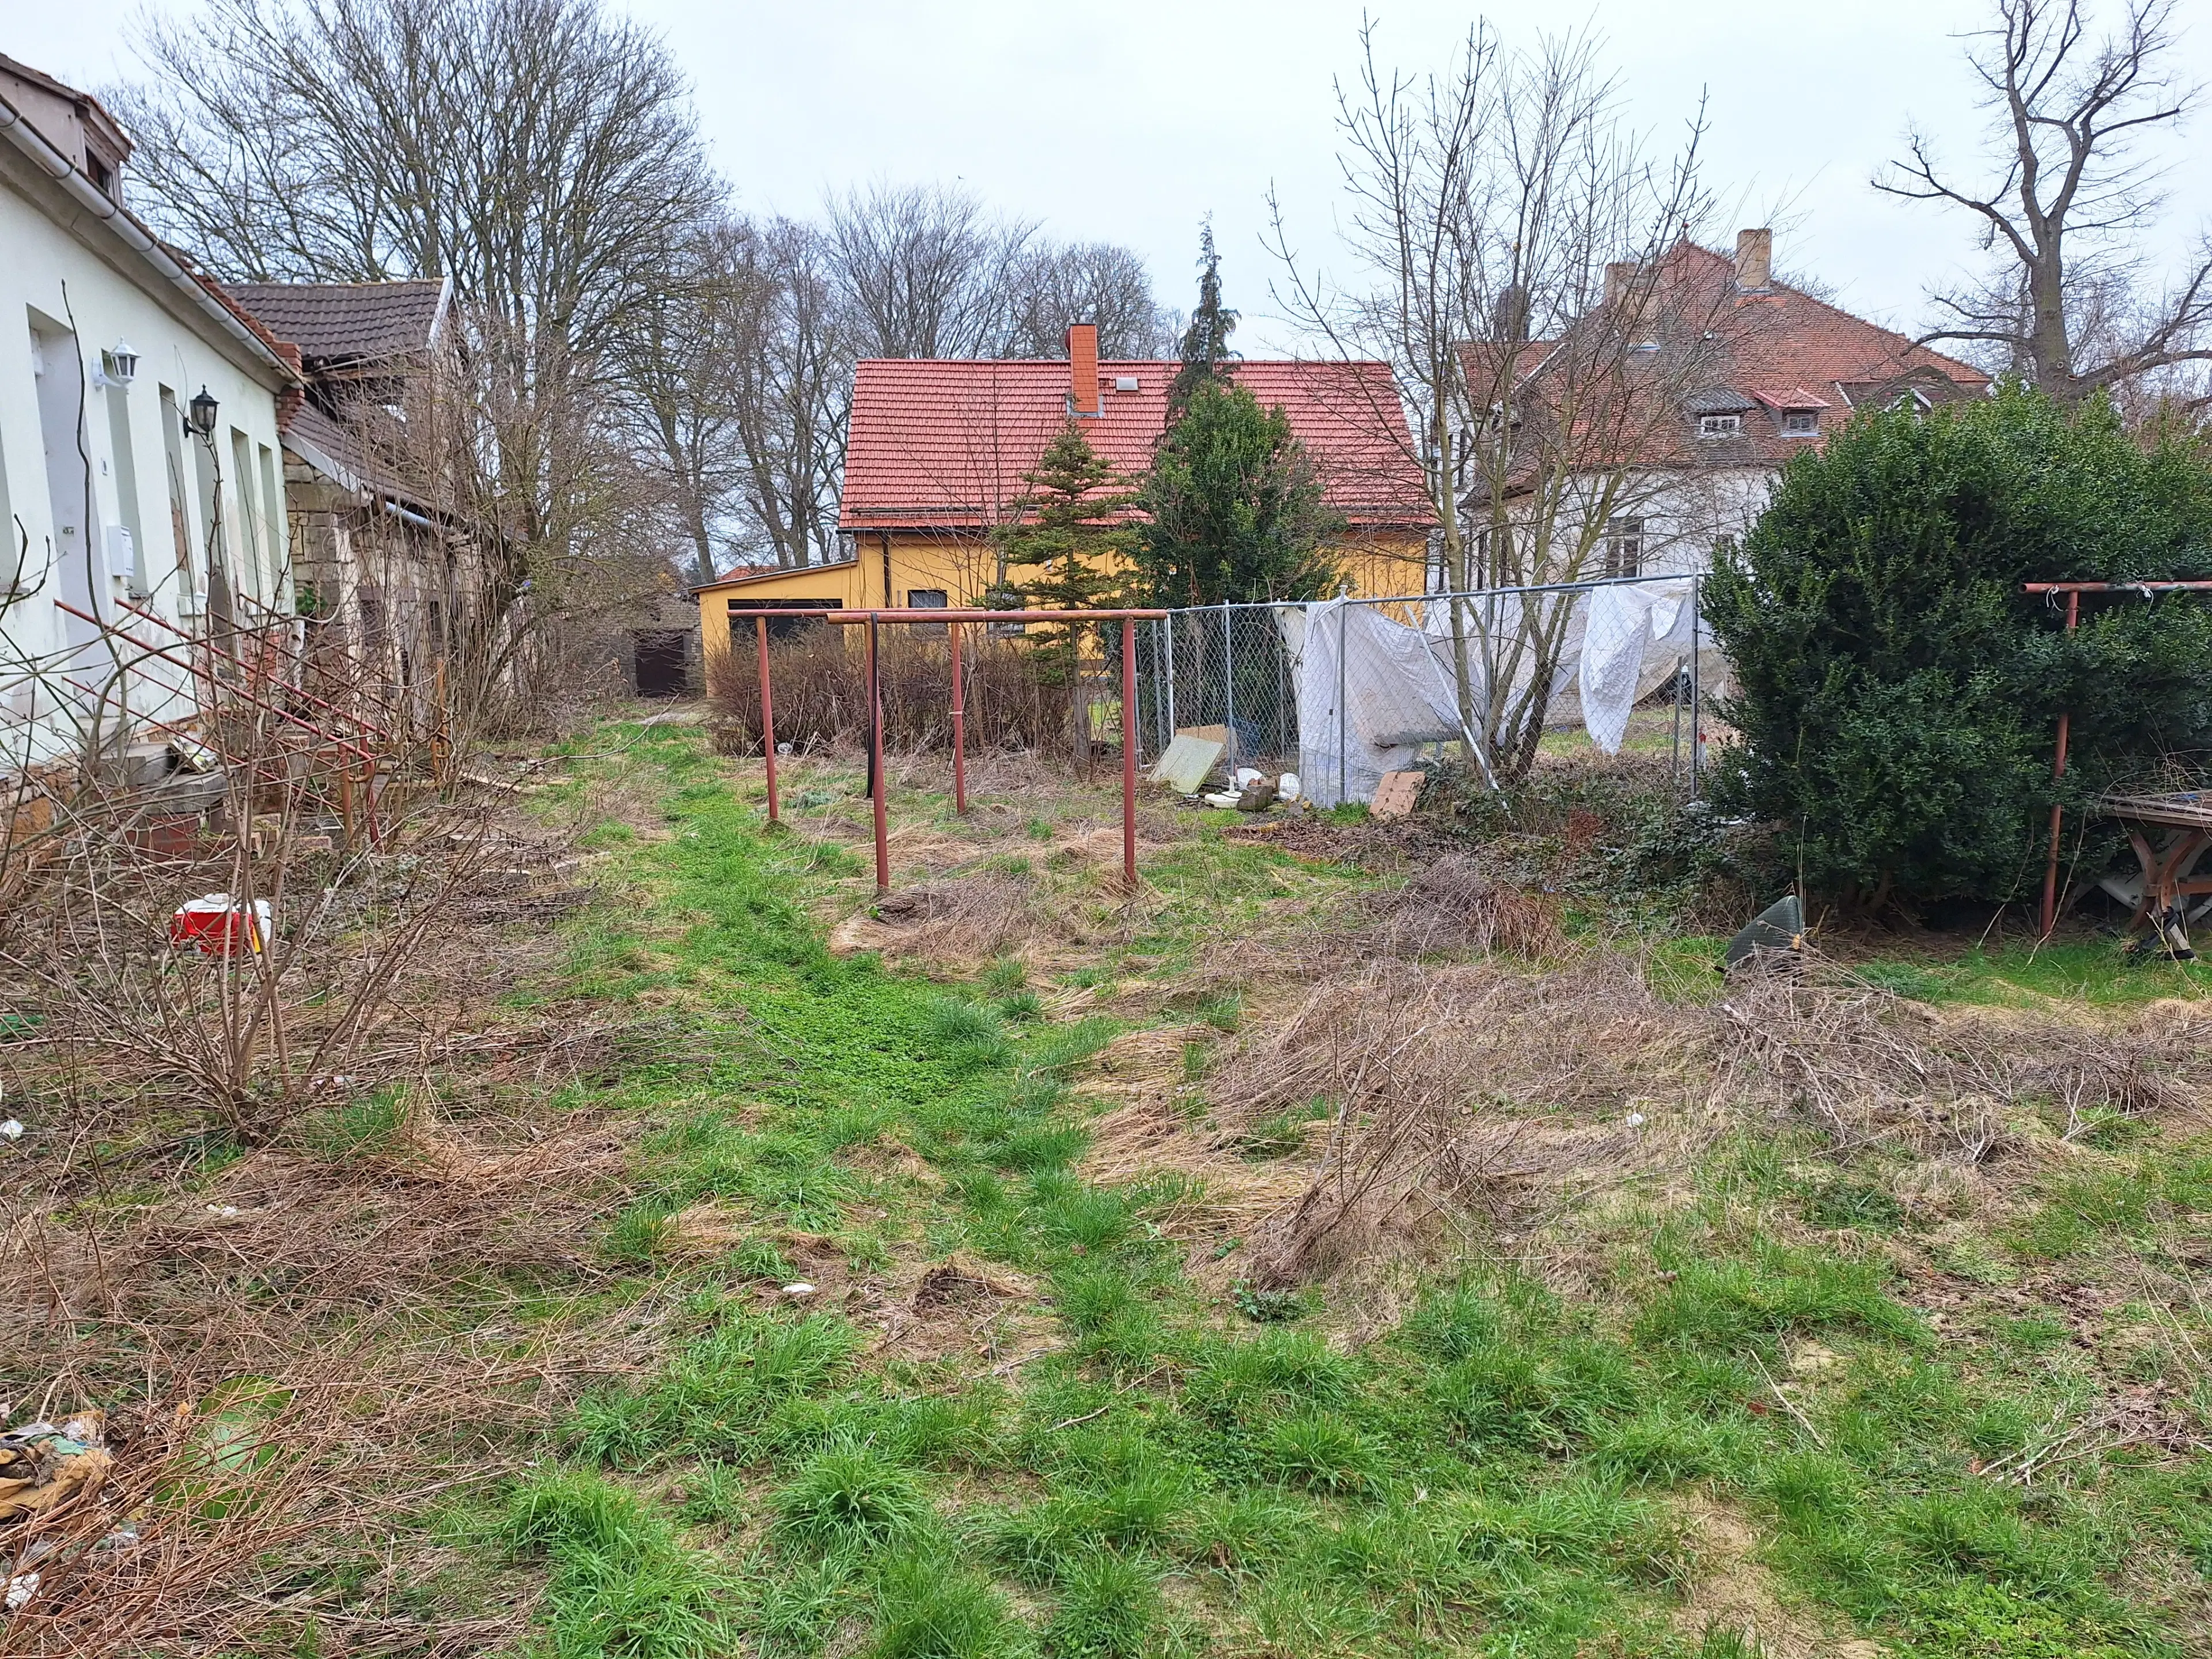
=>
[1703,385,2212,907]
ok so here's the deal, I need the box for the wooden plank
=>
[1370,770,1425,820]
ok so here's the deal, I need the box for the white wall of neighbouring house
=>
[0,145,293,769]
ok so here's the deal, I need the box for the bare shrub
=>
[1332,853,1566,961]
[0,770,505,1150]
[1213,957,1696,1285]
[706,628,1057,754]
[1218,948,2212,1286]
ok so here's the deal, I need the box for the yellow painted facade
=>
[694,528,1432,660]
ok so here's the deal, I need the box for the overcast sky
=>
[10,0,2210,354]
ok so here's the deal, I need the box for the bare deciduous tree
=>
[1270,19,1729,781]
[726,220,855,571]
[1002,243,1176,358]
[1877,0,2212,403]
[826,181,1040,360]
[115,0,717,713]
[615,218,763,586]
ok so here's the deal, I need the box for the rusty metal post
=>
[756,615,779,825]
[338,762,357,850]
[2039,589,2082,938]
[868,613,889,895]
[949,618,968,815]
[1121,615,1138,890]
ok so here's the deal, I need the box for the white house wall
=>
[1493,465,1778,583]
[0,156,291,770]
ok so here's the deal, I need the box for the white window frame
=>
[1780,410,1819,437]
[1697,413,1741,438]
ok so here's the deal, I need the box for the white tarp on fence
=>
[1289,581,1713,807]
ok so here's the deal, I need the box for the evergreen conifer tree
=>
[1138,380,1344,605]
[1167,222,1238,415]
[995,421,1141,767]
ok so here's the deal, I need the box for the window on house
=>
[1697,414,1741,437]
[907,587,948,635]
[1604,517,1644,578]
[1781,410,1819,437]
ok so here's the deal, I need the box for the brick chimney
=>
[1734,228,1772,291]
[1067,323,1100,418]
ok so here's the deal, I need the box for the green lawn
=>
[407,724,2211,1659]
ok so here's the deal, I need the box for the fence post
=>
[1120,615,1138,889]
[1337,601,1349,808]
[1687,575,1702,801]
[756,615,779,825]
[1221,601,1236,778]
[1162,615,1177,742]
[948,619,967,816]
[867,614,889,895]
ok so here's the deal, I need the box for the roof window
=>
[1781,410,1818,437]
[1113,375,1139,392]
[1697,414,1741,438]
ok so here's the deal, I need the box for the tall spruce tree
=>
[1168,222,1238,415]
[995,421,1140,768]
[1139,379,1344,605]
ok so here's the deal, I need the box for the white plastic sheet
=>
[1293,599,1465,808]
[1284,579,1717,805]
[1576,579,1696,754]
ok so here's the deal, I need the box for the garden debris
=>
[1150,730,1227,794]
[912,1252,1036,1308]
[167,892,272,956]
[1330,854,1566,963]
[835,871,1046,967]
[0,1410,112,1522]
[1724,894,1806,972]
[1369,769,1426,820]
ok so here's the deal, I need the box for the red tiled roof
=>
[1630,243,1987,463]
[837,358,1433,532]
[1457,241,1991,479]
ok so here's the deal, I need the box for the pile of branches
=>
[1320,854,1566,963]
[1212,949,2211,1286]
[1210,956,1695,1285]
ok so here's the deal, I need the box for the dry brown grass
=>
[1197,949,2212,1288]
[1324,853,1567,963]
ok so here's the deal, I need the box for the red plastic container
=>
[169,895,272,956]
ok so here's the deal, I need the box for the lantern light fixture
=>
[109,342,138,385]
[187,385,218,440]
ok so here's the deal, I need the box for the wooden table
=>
[2095,792,2212,946]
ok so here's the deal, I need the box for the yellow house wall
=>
[695,527,1434,658]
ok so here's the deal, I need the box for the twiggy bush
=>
[705,628,1062,754]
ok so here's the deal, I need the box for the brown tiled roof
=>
[226,279,448,365]
[838,357,1433,532]
[1458,241,1990,477]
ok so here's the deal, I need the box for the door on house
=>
[632,630,690,698]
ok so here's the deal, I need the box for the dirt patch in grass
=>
[1674,1494,1873,1658]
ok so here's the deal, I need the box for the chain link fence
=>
[1134,576,1722,801]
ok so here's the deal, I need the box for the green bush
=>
[1703,385,2212,906]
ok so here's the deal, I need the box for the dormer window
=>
[1698,414,1740,438]
[1781,410,1818,437]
